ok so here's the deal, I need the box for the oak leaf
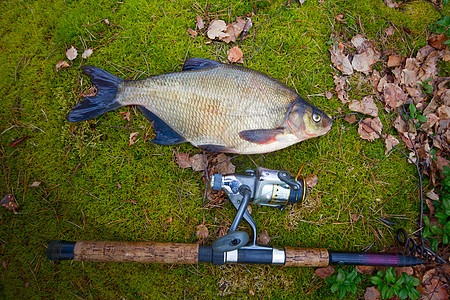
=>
[348,96,378,117]
[358,117,383,141]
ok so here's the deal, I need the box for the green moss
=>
[0,0,440,299]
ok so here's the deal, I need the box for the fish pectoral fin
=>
[138,107,186,145]
[238,128,285,144]
[182,58,222,71]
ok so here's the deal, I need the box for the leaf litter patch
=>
[329,29,450,298]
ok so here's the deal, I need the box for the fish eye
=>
[312,113,321,123]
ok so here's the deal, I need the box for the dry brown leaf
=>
[175,152,192,169]
[384,135,400,155]
[364,286,381,300]
[207,20,227,40]
[29,181,41,188]
[426,189,440,201]
[196,224,209,241]
[190,154,205,171]
[334,75,350,104]
[394,267,413,277]
[335,14,345,23]
[423,98,439,116]
[443,49,450,62]
[385,26,395,36]
[187,28,197,37]
[81,48,93,59]
[383,83,407,109]
[196,15,204,30]
[416,45,435,63]
[120,111,131,121]
[344,114,358,124]
[437,105,450,120]
[348,96,379,117]
[66,46,78,61]
[128,132,139,146]
[315,266,335,279]
[56,60,70,71]
[305,175,318,188]
[358,117,383,141]
[428,33,449,50]
[227,46,243,63]
[257,229,270,245]
[393,115,407,134]
[325,91,333,100]
[351,36,379,74]
[1,194,18,212]
[209,153,235,175]
[356,265,375,275]
[387,54,402,68]
[330,42,353,75]
[418,51,442,82]
[222,17,246,43]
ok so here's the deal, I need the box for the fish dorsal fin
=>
[138,106,186,145]
[182,58,222,71]
[239,128,285,144]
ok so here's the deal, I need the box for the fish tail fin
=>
[66,66,124,122]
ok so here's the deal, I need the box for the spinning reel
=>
[211,167,306,252]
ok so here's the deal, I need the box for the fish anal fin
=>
[198,144,236,153]
[138,107,186,145]
[238,128,285,144]
[182,58,222,71]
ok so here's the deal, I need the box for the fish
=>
[66,58,332,154]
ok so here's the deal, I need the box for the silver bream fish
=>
[67,58,332,154]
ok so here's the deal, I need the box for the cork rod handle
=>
[73,241,200,264]
[284,247,330,267]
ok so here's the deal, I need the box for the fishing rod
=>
[48,168,424,267]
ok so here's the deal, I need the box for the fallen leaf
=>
[196,15,204,30]
[305,175,318,188]
[334,75,350,104]
[348,96,379,117]
[227,46,244,63]
[364,286,381,300]
[416,45,435,63]
[437,105,450,120]
[120,111,131,121]
[81,48,93,59]
[352,47,378,74]
[335,14,345,23]
[315,265,335,279]
[358,117,383,141]
[187,28,197,37]
[175,151,192,169]
[384,135,399,155]
[196,224,209,240]
[66,46,78,61]
[344,114,358,124]
[394,267,413,277]
[428,33,449,50]
[426,189,440,201]
[56,60,70,71]
[1,194,18,213]
[29,181,41,188]
[241,18,253,42]
[128,132,139,146]
[325,91,333,99]
[207,20,227,40]
[208,153,235,175]
[383,0,399,8]
[257,229,270,245]
[330,42,353,75]
[356,265,375,275]
[9,136,31,147]
[246,204,252,215]
[166,216,173,223]
[387,54,402,68]
[115,182,122,189]
[222,17,246,43]
[385,26,395,36]
[383,83,407,109]
[190,154,205,171]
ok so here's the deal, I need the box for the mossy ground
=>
[0,0,446,299]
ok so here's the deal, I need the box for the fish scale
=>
[66,58,332,154]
